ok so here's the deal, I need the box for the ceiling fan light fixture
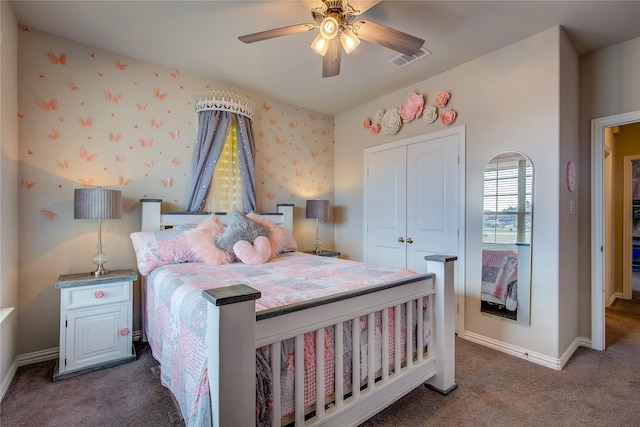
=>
[311,33,330,56]
[319,15,339,40]
[340,27,360,54]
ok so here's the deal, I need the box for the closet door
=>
[364,146,407,268]
[406,135,460,273]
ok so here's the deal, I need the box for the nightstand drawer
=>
[64,281,130,309]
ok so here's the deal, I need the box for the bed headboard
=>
[139,199,294,232]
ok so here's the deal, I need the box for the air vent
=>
[388,47,431,68]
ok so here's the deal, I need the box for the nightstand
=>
[53,269,138,381]
[304,250,341,257]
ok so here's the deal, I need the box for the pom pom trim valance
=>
[194,90,256,120]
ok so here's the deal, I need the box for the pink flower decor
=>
[369,124,381,134]
[362,118,371,129]
[435,91,450,107]
[440,108,457,125]
[399,92,424,122]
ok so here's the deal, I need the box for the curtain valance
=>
[194,90,256,120]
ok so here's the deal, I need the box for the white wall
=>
[0,0,20,400]
[335,27,571,360]
[577,36,640,338]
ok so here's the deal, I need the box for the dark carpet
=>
[0,342,183,426]
[2,297,639,426]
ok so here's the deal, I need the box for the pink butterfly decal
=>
[170,69,179,78]
[40,210,57,221]
[282,177,290,183]
[80,148,97,162]
[323,146,329,153]
[262,102,272,111]
[265,157,273,164]
[270,118,277,125]
[48,130,60,140]
[48,51,66,65]
[161,178,172,187]
[115,59,127,70]
[171,158,181,166]
[276,138,286,145]
[37,99,57,111]
[150,119,162,128]
[289,121,297,128]
[169,130,180,139]
[115,155,126,162]
[119,176,131,186]
[105,90,121,103]
[154,87,167,100]
[109,132,121,142]
[78,117,92,127]
[21,179,34,189]
[57,160,69,169]
[137,103,147,111]
[145,161,154,168]
[139,138,153,148]
[309,114,317,120]
[296,169,304,177]
[321,129,329,136]
[68,82,79,91]
[79,178,95,187]
[311,151,319,158]
[267,192,275,199]
[292,158,299,166]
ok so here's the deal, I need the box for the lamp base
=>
[93,265,111,276]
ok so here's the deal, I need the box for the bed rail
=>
[202,255,456,426]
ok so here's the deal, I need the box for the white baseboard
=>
[0,358,18,403]
[463,331,586,370]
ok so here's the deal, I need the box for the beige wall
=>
[335,27,573,359]
[16,28,335,355]
[578,36,640,338]
[0,0,20,399]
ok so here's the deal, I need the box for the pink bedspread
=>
[145,252,424,426]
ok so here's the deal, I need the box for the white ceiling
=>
[10,1,640,116]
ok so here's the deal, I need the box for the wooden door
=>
[406,134,460,273]
[364,146,407,268]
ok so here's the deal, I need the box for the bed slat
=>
[270,342,281,427]
[315,329,326,419]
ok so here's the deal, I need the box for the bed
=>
[132,199,457,426]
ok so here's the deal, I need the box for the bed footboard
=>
[202,255,457,426]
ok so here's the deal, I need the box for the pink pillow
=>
[181,215,233,266]
[129,225,197,275]
[246,212,297,258]
[233,236,271,265]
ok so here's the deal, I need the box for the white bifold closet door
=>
[365,133,459,274]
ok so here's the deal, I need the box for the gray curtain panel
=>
[185,109,257,212]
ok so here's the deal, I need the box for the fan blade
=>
[322,38,342,78]
[344,0,381,15]
[238,23,316,44]
[353,19,424,56]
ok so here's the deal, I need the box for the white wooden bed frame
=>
[139,199,457,426]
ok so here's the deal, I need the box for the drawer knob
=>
[94,290,105,299]
[120,328,130,336]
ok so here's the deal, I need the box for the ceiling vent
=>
[388,47,431,68]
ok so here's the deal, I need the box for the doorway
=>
[592,111,640,351]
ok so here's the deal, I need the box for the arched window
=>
[185,91,256,212]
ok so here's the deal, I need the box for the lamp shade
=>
[306,199,329,220]
[74,188,122,220]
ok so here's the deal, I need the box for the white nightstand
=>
[53,269,138,381]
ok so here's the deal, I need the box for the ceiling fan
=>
[238,0,425,78]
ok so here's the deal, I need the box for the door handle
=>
[407,237,413,244]
[397,237,405,243]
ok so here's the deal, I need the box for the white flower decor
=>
[372,109,385,125]
[381,108,402,135]
[423,105,438,124]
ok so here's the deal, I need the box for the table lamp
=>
[306,199,329,254]
[74,187,122,275]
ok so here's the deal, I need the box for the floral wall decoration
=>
[362,90,457,134]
